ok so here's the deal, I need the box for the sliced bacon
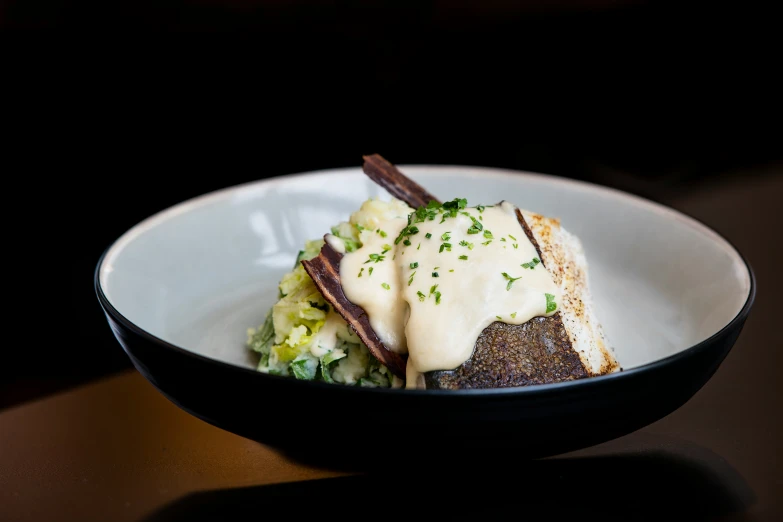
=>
[362,154,440,208]
[301,241,407,379]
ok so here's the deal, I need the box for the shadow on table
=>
[143,446,755,522]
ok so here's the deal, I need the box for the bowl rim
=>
[94,164,757,397]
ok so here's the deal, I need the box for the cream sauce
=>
[339,201,561,389]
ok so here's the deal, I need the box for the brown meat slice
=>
[301,241,407,379]
[362,154,440,208]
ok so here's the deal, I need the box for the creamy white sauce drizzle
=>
[339,201,561,389]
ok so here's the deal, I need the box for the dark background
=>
[2,0,780,409]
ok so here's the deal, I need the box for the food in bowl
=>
[247,155,620,389]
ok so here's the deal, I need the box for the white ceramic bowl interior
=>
[99,167,752,371]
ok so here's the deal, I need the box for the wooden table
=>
[2,171,781,522]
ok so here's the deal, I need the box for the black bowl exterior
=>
[96,256,754,471]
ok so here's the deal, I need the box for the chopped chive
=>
[441,232,451,241]
[379,230,387,237]
[483,230,493,239]
[500,237,506,242]
[482,240,492,246]
[502,272,522,291]
[434,291,442,304]
[354,223,365,231]
[545,293,557,313]
[432,272,439,277]
[479,215,483,221]
[417,243,421,250]
[434,267,440,270]
[509,234,517,240]
[429,284,438,296]
[496,315,502,320]
[439,242,452,253]
[449,269,454,272]
[521,257,541,269]
[365,253,385,264]
[358,268,364,277]
[381,283,390,290]
[511,312,517,318]
[467,216,483,235]
[410,262,419,269]
[425,233,432,239]
[513,243,518,249]
[417,291,426,302]
[477,205,485,213]
[458,255,468,260]
[403,239,411,246]
[408,271,416,286]
[368,267,373,276]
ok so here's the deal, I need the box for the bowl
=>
[95,165,754,470]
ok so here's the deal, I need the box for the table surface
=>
[2,170,781,522]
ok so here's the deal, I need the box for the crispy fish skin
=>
[362,154,439,209]
[425,316,588,389]
[301,241,408,379]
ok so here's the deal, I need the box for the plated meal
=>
[247,155,621,389]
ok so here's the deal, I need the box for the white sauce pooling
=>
[339,200,561,389]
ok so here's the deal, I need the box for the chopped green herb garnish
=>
[521,257,541,270]
[353,223,365,231]
[483,230,494,239]
[410,262,419,269]
[434,291,442,304]
[496,315,502,320]
[513,243,518,249]
[502,272,522,291]
[482,240,492,246]
[479,215,483,221]
[425,233,432,239]
[439,242,452,253]
[432,272,439,277]
[394,222,420,245]
[368,267,373,276]
[467,216,483,235]
[434,267,440,270]
[417,243,421,250]
[500,237,506,242]
[382,283,390,290]
[441,232,451,241]
[358,268,364,277]
[459,240,474,250]
[429,284,438,296]
[511,312,517,318]
[403,239,411,246]
[545,293,557,313]
[408,271,416,286]
[459,255,468,260]
[449,269,454,272]
[379,230,387,237]
[382,244,392,252]
[509,234,517,240]
[365,253,385,264]
[417,291,426,302]
[443,198,468,211]
[477,205,485,213]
